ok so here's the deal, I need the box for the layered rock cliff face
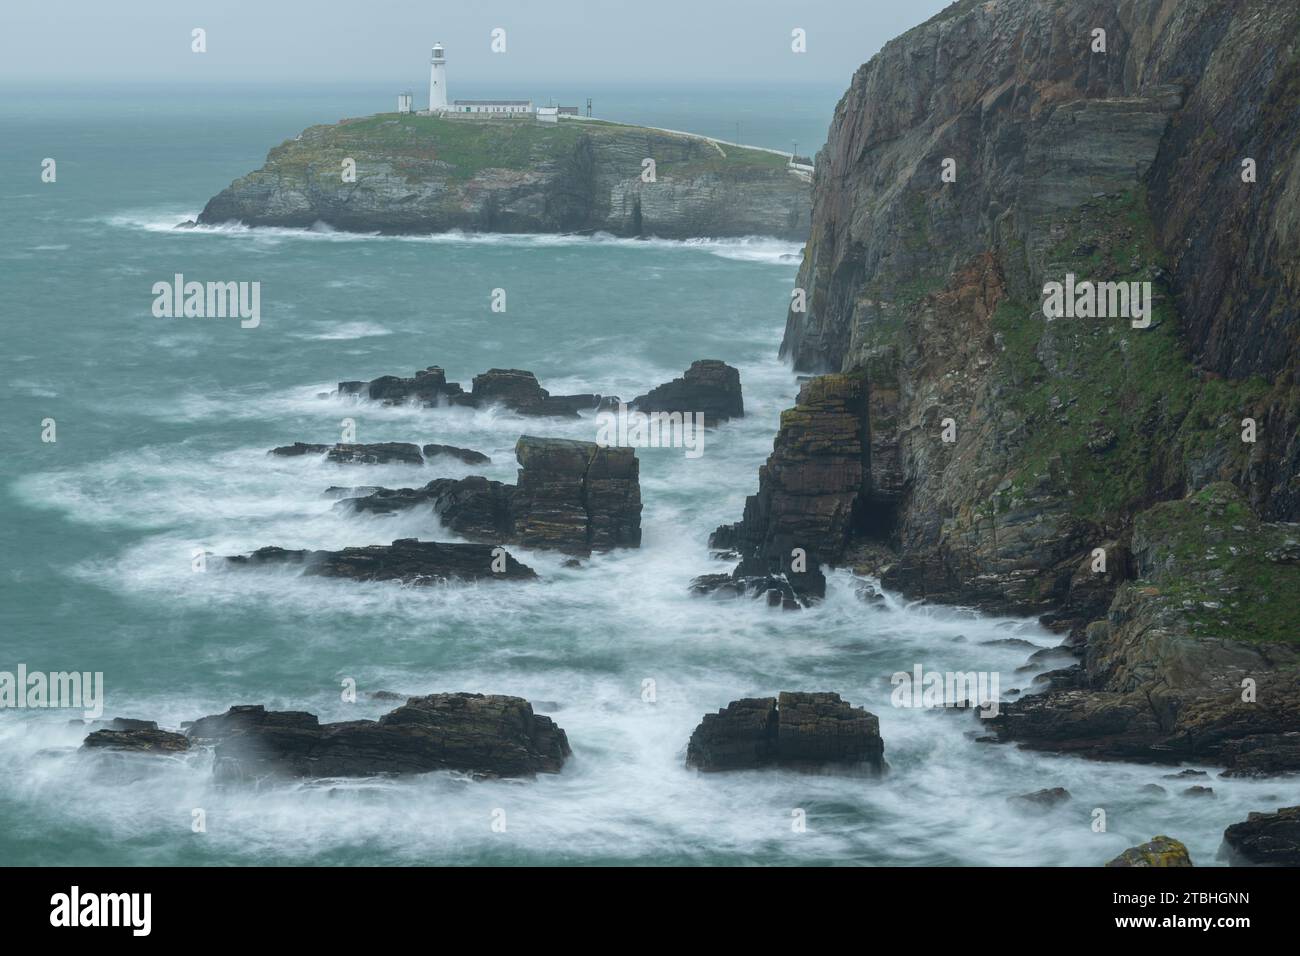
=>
[198,114,811,239]
[723,0,1300,771]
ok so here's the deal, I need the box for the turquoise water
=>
[1,85,1283,866]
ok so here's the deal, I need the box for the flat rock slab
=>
[221,538,536,584]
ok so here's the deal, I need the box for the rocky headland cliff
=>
[197,114,811,239]
[713,0,1300,773]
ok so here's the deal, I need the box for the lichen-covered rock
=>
[221,538,536,584]
[989,484,1300,771]
[1105,836,1193,868]
[686,692,884,773]
[198,114,811,240]
[631,359,744,424]
[1221,806,1300,866]
[186,695,570,780]
[467,369,600,418]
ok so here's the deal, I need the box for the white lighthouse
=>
[428,43,448,112]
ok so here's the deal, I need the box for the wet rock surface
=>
[421,443,490,465]
[271,440,482,467]
[987,484,1300,772]
[1221,806,1300,866]
[686,692,884,773]
[631,359,744,424]
[88,695,571,780]
[336,436,642,556]
[701,373,867,606]
[221,538,536,584]
[82,727,191,754]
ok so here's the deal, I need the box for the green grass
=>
[1132,483,1300,644]
[988,189,1270,522]
[261,113,790,183]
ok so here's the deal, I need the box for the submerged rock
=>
[269,441,426,465]
[188,695,570,780]
[337,365,602,417]
[82,727,190,754]
[1221,806,1300,866]
[422,443,490,465]
[630,359,744,425]
[327,442,424,465]
[1009,787,1071,809]
[686,692,884,773]
[222,538,536,584]
[1106,836,1193,868]
[338,366,465,406]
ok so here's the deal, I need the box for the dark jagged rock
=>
[422,443,490,465]
[338,366,466,406]
[1009,787,1071,809]
[327,442,424,465]
[336,439,642,555]
[689,567,820,611]
[1105,836,1193,868]
[987,484,1300,772]
[80,717,160,732]
[1221,806,1300,866]
[467,369,601,418]
[270,442,331,457]
[429,476,516,540]
[187,695,570,780]
[221,538,536,584]
[685,692,884,773]
[702,373,867,606]
[82,727,190,754]
[512,436,641,554]
[630,360,744,425]
[323,485,382,499]
[337,365,601,417]
[270,441,424,465]
[341,476,515,540]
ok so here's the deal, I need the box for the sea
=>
[0,82,1282,866]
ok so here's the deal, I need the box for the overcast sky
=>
[0,0,952,86]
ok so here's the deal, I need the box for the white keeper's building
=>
[407,42,574,120]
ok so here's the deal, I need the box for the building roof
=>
[452,99,532,106]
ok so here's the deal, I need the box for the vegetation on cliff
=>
[199,113,811,239]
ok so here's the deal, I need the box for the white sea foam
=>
[105,208,803,263]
